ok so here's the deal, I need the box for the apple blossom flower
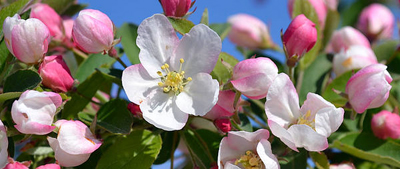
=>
[283,14,317,67]
[36,164,61,169]
[357,3,394,40]
[231,57,278,99]
[39,55,74,92]
[47,120,102,167]
[371,110,400,139]
[265,73,344,152]
[4,158,31,169]
[325,26,371,54]
[333,45,377,76]
[0,120,8,168]
[160,0,193,17]
[228,14,277,50]
[11,90,62,135]
[72,9,115,54]
[30,3,63,40]
[346,64,392,114]
[122,14,221,131]
[217,129,279,169]
[3,14,50,64]
[288,0,327,28]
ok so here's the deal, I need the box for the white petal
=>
[287,125,329,152]
[141,89,188,131]
[300,93,335,121]
[0,121,7,169]
[257,140,280,169]
[172,24,222,77]
[137,14,179,77]
[47,137,90,167]
[122,64,159,105]
[268,120,298,152]
[315,107,344,137]
[265,73,300,128]
[175,73,219,116]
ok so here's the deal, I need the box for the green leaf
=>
[0,92,22,103]
[154,131,180,164]
[238,113,253,132]
[339,0,370,27]
[96,69,123,87]
[96,129,162,169]
[200,8,209,25]
[333,132,400,167]
[25,146,53,155]
[210,52,238,83]
[168,17,195,35]
[310,151,329,169]
[0,0,30,32]
[322,9,340,48]
[0,40,13,76]
[3,70,42,93]
[74,53,115,82]
[298,54,331,104]
[42,0,75,15]
[280,149,308,169]
[117,23,140,65]
[62,4,87,16]
[62,71,106,118]
[322,70,354,107]
[373,40,398,62]
[96,99,133,134]
[209,23,231,41]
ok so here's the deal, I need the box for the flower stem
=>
[188,126,215,163]
[72,47,88,59]
[288,66,295,84]
[116,57,128,68]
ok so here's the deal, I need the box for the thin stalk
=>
[296,70,304,92]
[359,110,367,129]
[180,131,200,168]
[72,47,88,59]
[288,66,295,84]
[188,127,215,163]
[116,57,128,68]
[170,131,178,169]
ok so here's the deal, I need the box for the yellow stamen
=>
[297,110,315,130]
[235,150,263,169]
[156,59,192,95]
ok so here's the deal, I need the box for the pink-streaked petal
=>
[315,107,344,137]
[173,24,221,77]
[42,92,62,108]
[137,14,179,78]
[36,164,60,169]
[141,89,188,131]
[14,121,55,135]
[47,137,90,167]
[265,73,300,127]
[300,93,335,121]
[57,121,102,154]
[3,14,23,55]
[204,90,236,120]
[175,73,219,116]
[287,124,329,152]
[231,73,270,99]
[268,120,298,152]
[257,140,280,169]
[122,64,159,105]
[79,9,113,31]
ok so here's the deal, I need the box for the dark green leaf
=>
[0,40,13,77]
[62,4,87,16]
[200,8,209,25]
[96,129,162,169]
[42,0,75,14]
[280,149,308,169]
[209,23,231,41]
[333,132,400,167]
[310,151,329,169]
[3,70,42,93]
[74,53,115,82]
[210,52,238,83]
[96,69,123,87]
[0,0,30,31]
[154,131,180,164]
[117,23,140,65]
[238,113,253,132]
[0,92,22,103]
[373,40,398,62]
[96,99,133,134]
[322,70,353,107]
[168,17,195,35]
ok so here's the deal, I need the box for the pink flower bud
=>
[228,14,276,50]
[204,90,243,120]
[333,45,377,76]
[30,3,63,40]
[357,3,394,40]
[160,0,192,17]
[48,120,102,167]
[3,14,50,64]
[127,102,142,118]
[11,90,61,135]
[346,64,392,113]
[36,164,61,169]
[231,57,278,99]
[325,26,371,53]
[39,55,74,93]
[72,9,114,54]
[4,158,31,169]
[214,118,231,133]
[288,0,327,28]
[62,17,74,41]
[371,110,400,139]
[283,14,317,65]
[0,120,7,168]
[323,0,338,10]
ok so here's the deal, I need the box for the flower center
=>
[157,59,192,95]
[297,110,315,130]
[234,150,263,169]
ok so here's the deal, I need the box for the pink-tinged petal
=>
[54,120,68,128]
[11,18,50,64]
[141,89,188,131]
[3,14,23,55]
[326,26,371,53]
[137,14,179,78]
[287,124,328,152]
[0,120,8,169]
[371,110,400,139]
[257,140,280,169]
[315,107,344,137]
[268,120,298,152]
[122,64,159,105]
[173,24,221,77]
[39,55,74,93]
[204,90,236,120]
[175,73,219,116]
[42,92,62,108]
[47,137,90,167]
[14,121,55,135]
[300,93,335,120]
[333,45,377,76]
[36,164,60,169]
[79,9,113,31]
[265,73,300,127]
[57,121,102,154]
[30,3,63,39]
